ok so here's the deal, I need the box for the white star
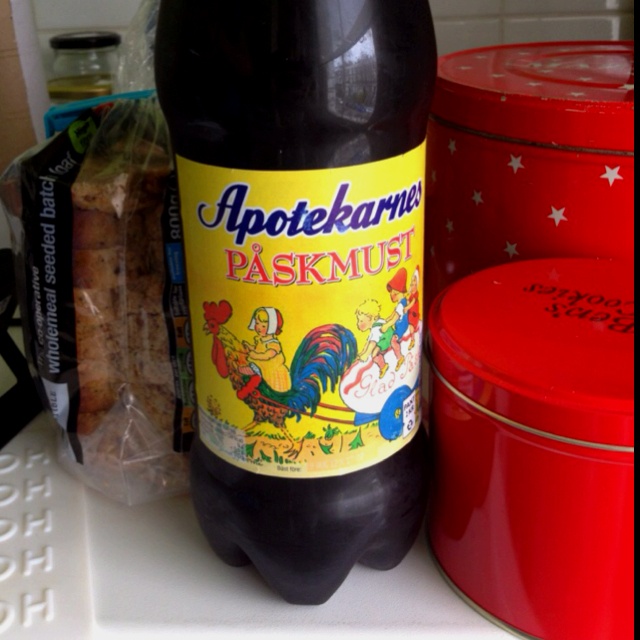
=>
[448,139,457,155]
[601,166,623,186]
[504,242,519,259]
[569,92,586,97]
[472,191,484,206]
[492,73,506,78]
[446,219,455,234]
[527,82,543,87]
[548,206,568,227]
[620,83,634,91]
[508,155,525,174]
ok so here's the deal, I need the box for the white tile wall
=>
[504,14,634,43]
[430,0,634,53]
[32,0,140,30]
[29,0,634,66]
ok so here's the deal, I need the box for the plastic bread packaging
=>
[114,0,159,93]
[0,96,194,505]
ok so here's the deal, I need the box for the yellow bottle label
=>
[177,141,426,477]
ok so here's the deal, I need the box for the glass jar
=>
[47,31,121,103]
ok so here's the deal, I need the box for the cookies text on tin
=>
[524,283,634,334]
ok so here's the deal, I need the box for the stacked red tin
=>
[427,258,634,640]
[424,41,634,310]
[425,42,634,640]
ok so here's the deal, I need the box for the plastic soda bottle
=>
[155,0,437,604]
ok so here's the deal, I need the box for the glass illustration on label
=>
[178,143,426,478]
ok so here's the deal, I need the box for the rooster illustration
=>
[203,301,358,459]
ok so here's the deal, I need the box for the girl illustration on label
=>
[237,307,291,400]
[203,300,358,459]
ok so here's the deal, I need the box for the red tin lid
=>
[433,41,634,153]
[428,258,634,449]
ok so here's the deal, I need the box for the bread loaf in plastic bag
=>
[0,96,194,505]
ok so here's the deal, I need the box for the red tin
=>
[424,41,634,313]
[427,258,634,640]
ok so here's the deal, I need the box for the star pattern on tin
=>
[504,242,519,259]
[548,206,568,227]
[548,268,561,282]
[424,45,634,289]
[508,155,525,174]
[601,166,623,186]
[431,170,437,183]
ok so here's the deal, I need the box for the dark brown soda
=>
[155,0,437,604]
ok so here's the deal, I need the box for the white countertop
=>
[1,327,513,640]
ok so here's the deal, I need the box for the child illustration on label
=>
[203,300,358,460]
[383,267,410,347]
[339,266,423,441]
[237,307,291,400]
[355,299,404,378]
